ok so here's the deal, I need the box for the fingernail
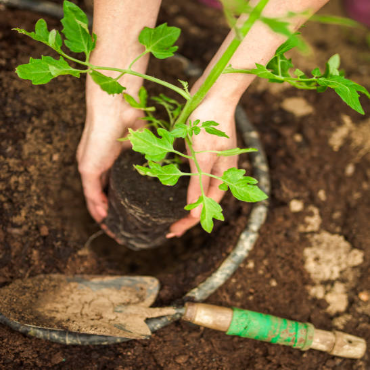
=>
[166,233,176,239]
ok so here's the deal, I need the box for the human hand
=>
[168,97,238,237]
[77,74,145,224]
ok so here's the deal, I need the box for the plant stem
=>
[90,65,190,100]
[175,0,270,126]
[128,51,148,70]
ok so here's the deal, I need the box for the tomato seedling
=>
[14,0,369,232]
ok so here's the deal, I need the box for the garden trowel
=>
[0,274,366,359]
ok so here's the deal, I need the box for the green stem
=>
[186,137,205,196]
[90,65,190,100]
[59,50,90,66]
[172,150,192,159]
[57,49,190,100]
[175,0,270,126]
[128,51,148,70]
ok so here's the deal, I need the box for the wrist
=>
[192,72,255,108]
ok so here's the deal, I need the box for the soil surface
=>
[1,0,369,369]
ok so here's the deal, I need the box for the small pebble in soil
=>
[270,279,277,287]
[289,199,304,213]
[293,133,303,142]
[358,291,369,302]
[39,225,49,236]
[280,97,314,117]
[175,355,189,364]
[318,189,327,201]
[345,163,355,176]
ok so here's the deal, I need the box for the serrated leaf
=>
[220,168,267,202]
[267,54,293,78]
[138,86,148,106]
[139,23,180,59]
[317,76,369,114]
[201,120,219,128]
[48,29,63,50]
[248,63,278,80]
[294,68,306,78]
[178,79,189,94]
[90,71,125,95]
[170,123,188,138]
[185,196,224,233]
[200,196,224,233]
[275,32,307,54]
[135,161,183,186]
[124,93,141,108]
[192,126,201,135]
[13,19,62,51]
[261,17,292,38]
[316,86,327,93]
[311,67,322,77]
[16,56,80,85]
[205,127,229,138]
[128,128,175,161]
[61,0,94,55]
[310,14,360,28]
[324,54,340,77]
[217,148,258,157]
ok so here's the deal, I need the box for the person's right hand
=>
[77,74,145,224]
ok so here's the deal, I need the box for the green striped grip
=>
[226,308,314,350]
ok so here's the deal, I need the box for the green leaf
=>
[323,54,340,77]
[247,63,279,80]
[261,17,292,37]
[201,120,219,128]
[217,148,258,157]
[220,168,267,202]
[311,67,322,77]
[139,23,180,59]
[317,76,369,114]
[90,71,125,95]
[267,54,293,78]
[138,86,148,107]
[309,14,360,28]
[135,161,183,186]
[185,196,224,233]
[178,79,189,94]
[13,19,63,51]
[124,87,155,111]
[128,128,175,161]
[16,56,80,85]
[294,68,306,78]
[199,120,229,138]
[275,32,308,54]
[204,127,229,138]
[61,0,94,55]
[184,196,203,211]
[170,123,189,138]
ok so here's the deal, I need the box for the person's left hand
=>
[168,97,238,237]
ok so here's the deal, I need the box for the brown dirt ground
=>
[0,0,369,369]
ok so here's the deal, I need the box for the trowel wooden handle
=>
[183,303,366,359]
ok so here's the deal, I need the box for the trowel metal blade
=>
[0,274,172,339]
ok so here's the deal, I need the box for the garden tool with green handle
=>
[0,274,366,358]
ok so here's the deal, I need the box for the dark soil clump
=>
[103,151,188,250]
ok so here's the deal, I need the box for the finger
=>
[168,214,200,238]
[80,171,108,223]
